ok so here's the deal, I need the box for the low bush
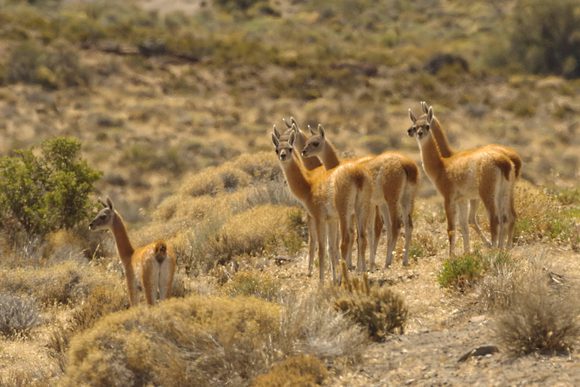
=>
[495,267,580,355]
[62,295,282,386]
[437,252,484,291]
[252,355,328,387]
[332,263,408,341]
[0,293,41,338]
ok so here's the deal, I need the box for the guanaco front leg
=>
[444,198,458,257]
[159,260,174,300]
[327,219,340,283]
[306,214,317,277]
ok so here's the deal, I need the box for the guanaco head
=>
[407,106,434,141]
[272,124,296,162]
[301,124,326,159]
[281,117,309,153]
[89,197,115,231]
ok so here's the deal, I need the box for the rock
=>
[458,345,499,363]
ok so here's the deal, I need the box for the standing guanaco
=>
[272,127,372,282]
[417,101,520,247]
[301,124,419,268]
[89,198,176,306]
[407,107,514,256]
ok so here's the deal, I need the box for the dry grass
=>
[0,293,41,338]
[223,270,282,302]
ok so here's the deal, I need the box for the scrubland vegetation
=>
[0,0,578,385]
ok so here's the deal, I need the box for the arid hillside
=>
[0,0,578,385]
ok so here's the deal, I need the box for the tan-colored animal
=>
[274,118,322,274]
[301,124,419,268]
[272,127,373,282]
[89,198,176,306]
[407,107,515,256]
[417,101,520,247]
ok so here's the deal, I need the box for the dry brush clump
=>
[330,262,408,341]
[437,252,486,292]
[514,180,576,245]
[251,355,328,387]
[494,263,580,355]
[0,293,41,338]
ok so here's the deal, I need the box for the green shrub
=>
[0,137,101,237]
[333,263,407,341]
[437,252,484,291]
[509,0,580,78]
[0,293,41,338]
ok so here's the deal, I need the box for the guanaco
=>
[89,198,176,306]
[274,118,322,275]
[301,124,419,268]
[417,101,520,247]
[407,107,514,256]
[272,127,372,282]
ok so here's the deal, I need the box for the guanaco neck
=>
[430,116,454,157]
[295,131,322,170]
[280,152,313,204]
[111,212,135,265]
[320,140,341,169]
[418,134,448,187]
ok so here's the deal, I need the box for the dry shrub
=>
[514,180,575,244]
[330,263,407,342]
[0,260,88,306]
[180,164,251,197]
[252,355,328,387]
[280,291,367,360]
[0,293,41,338]
[495,262,580,355]
[478,252,522,310]
[62,295,282,386]
[234,152,280,181]
[213,205,303,263]
[224,271,282,302]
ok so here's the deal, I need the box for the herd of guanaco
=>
[272,101,520,284]
[90,100,521,305]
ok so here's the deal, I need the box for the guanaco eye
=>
[99,214,106,220]
[312,142,319,147]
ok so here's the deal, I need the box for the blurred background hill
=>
[0,0,577,223]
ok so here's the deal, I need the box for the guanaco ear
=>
[408,108,417,124]
[106,197,114,210]
[291,117,299,128]
[288,130,296,146]
[271,132,280,147]
[421,101,429,114]
[273,124,281,139]
[282,117,292,129]
[98,197,108,208]
[317,124,325,138]
[308,124,317,135]
[427,106,434,124]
